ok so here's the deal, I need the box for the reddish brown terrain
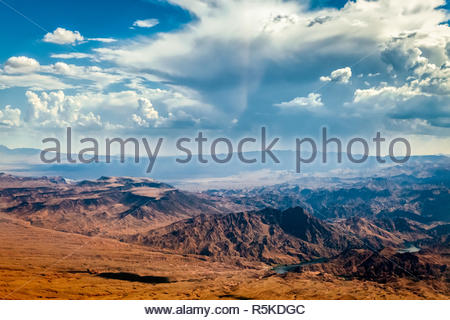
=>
[0,174,244,237]
[0,173,448,299]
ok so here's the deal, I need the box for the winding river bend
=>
[272,258,328,274]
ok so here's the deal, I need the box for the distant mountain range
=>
[0,173,243,237]
[1,144,449,190]
[206,168,450,222]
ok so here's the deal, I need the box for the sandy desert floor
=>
[0,214,448,300]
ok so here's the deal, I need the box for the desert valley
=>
[0,161,448,300]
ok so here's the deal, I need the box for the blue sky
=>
[0,0,449,155]
[0,0,193,61]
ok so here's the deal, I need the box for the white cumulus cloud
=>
[320,67,352,83]
[25,90,101,128]
[275,93,324,109]
[43,27,84,45]
[4,56,40,74]
[0,105,21,127]
[132,98,159,127]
